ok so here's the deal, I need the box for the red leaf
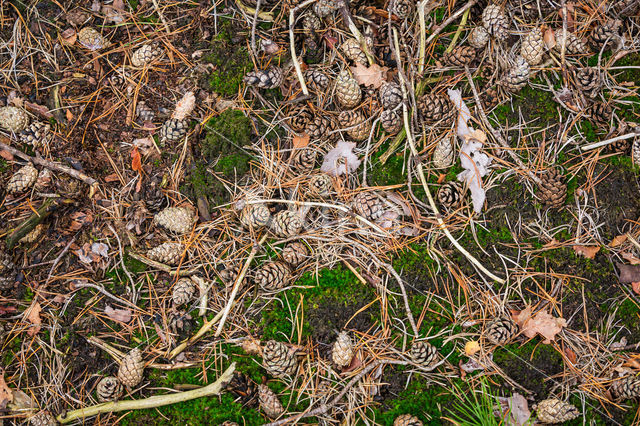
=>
[131,146,142,173]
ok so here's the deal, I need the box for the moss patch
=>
[202,22,252,97]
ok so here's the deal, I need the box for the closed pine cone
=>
[574,67,600,96]
[226,372,258,407]
[418,94,455,124]
[341,38,367,65]
[332,331,354,368]
[258,384,284,419]
[172,278,196,306]
[0,106,29,132]
[338,110,371,141]
[281,241,309,267]
[335,70,362,109]
[136,101,155,123]
[379,82,403,110]
[394,414,423,426]
[443,45,476,67]
[611,375,640,399]
[7,163,38,193]
[520,28,544,66]
[308,173,333,198]
[244,66,284,89]
[291,148,318,174]
[29,411,57,426]
[553,30,588,55]
[535,398,579,423]
[482,4,509,40]
[255,261,291,291]
[468,26,489,49]
[381,110,402,134]
[19,122,51,148]
[78,27,108,50]
[131,43,163,67]
[538,168,567,208]
[352,191,385,220]
[485,316,517,345]
[154,206,195,234]
[302,12,322,37]
[271,210,303,237]
[391,0,414,19]
[432,137,454,168]
[159,118,188,143]
[147,242,184,266]
[305,69,330,92]
[0,251,17,290]
[586,102,613,127]
[287,104,313,133]
[437,182,462,209]
[481,87,500,111]
[501,56,530,92]
[263,340,298,377]
[118,347,144,387]
[305,115,335,141]
[240,203,272,229]
[590,19,621,49]
[96,376,123,402]
[410,341,438,368]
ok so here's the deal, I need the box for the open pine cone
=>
[96,376,123,402]
[154,206,195,234]
[255,261,292,291]
[331,331,354,368]
[352,191,385,220]
[485,316,517,345]
[410,341,438,368]
[172,278,196,306]
[611,375,640,399]
[281,241,309,267]
[147,242,184,266]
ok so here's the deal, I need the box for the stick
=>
[339,4,375,65]
[56,363,235,424]
[581,132,638,151]
[6,198,59,249]
[214,234,268,336]
[424,0,478,48]
[168,303,232,359]
[127,252,199,276]
[288,0,319,96]
[445,8,471,53]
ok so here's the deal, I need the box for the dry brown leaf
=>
[564,346,577,364]
[543,27,556,49]
[610,234,628,247]
[350,63,388,89]
[25,302,42,337]
[292,133,310,148]
[104,305,132,323]
[0,150,14,161]
[618,263,640,283]
[61,28,77,45]
[0,369,12,410]
[622,252,640,265]
[131,146,143,173]
[464,340,480,356]
[241,337,263,356]
[513,307,566,344]
[572,245,600,259]
[632,282,640,295]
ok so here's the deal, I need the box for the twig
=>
[169,303,233,359]
[424,0,478,48]
[6,198,59,249]
[289,0,319,96]
[581,132,639,151]
[250,0,261,57]
[127,252,199,276]
[338,4,375,65]
[56,363,235,424]
[71,281,139,310]
[151,0,170,34]
[445,8,471,53]
[46,234,76,285]
[107,224,138,304]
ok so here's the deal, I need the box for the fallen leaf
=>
[91,242,109,258]
[611,337,628,351]
[513,307,566,344]
[0,305,17,315]
[610,234,628,247]
[104,305,132,323]
[133,137,155,155]
[618,263,640,283]
[564,346,577,364]
[9,388,33,410]
[622,252,640,265]
[350,62,388,89]
[320,141,361,176]
[460,356,487,373]
[66,109,74,121]
[25,301,42,337]
[292,133,310,148]
[61,28,77,45]
[572,245,600,259]
[104,173,120,182]
[0,150,13,161]
[24,102,53,119]
[0,369,12,410]
[543,27,556,49]
[497,393,531,426]
[241,337,263,356]
[465,340,481,356]
[131,146,142,173]
[632,282,640,295]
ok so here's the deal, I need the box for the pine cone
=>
[443,45,477,67]
[468,26,489,49]
[308,173,333,198]
[0,251,17,290]
[352,191,385,220]
[410,341,438,368]
[391,0,414,19]
[482,4,509,40]
[632,131,640,163]
[96,376,123,402]
[244,66,284,89]
[338,110,371,141]
[29,411,57,426]
[19,224,45,244]
[611,375,640,399]
[219,264,243,288]
[553,30,588,55]
[258,384,284,419]
[537,168,567,208]
[109,67,130,86]
[154,206,195,234]
[335,70,362,109]
[240,203,272,229]
[485,316,517,345]
[7,163,38,193]
[287,104,313,133]
[255,261,292,291]
[147,242,184,266]
[226,371,258,407]
[131,43,164,67]
[437,182,462,209]
[19,122,51,148]
[520,28,544,66]
[136,101,155,123]
[590,19,621,50]
[118,347,144,387]
[332,331,354,368]
[271,210,303,237]
[305,69,330,92]
[481,87,500,111]
[172,278,196,306]
[501,56,530,92]
[535,399,579,423]
[281,241,309,267]
[432,137,454,168]
[313,0,339,17]
[574,67,600,97]
[586,102,613,127]
[78,27,108,50]
[159,118,188,143]
[291,148,318,174]
[0,106,29,132]
[394,414,423,426]
[341,38,367,65]
[302,12,321,35]
[172,92,196,121]
[381,110,402,134]
[305,115,335,140]
[379,82,403,110]
[220,421,239,426]
[263,340,298,377]
[417,94,455,125]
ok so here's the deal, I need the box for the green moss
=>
[202,22,252,97]
[0,159,7,173]
[368,149,406,186]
